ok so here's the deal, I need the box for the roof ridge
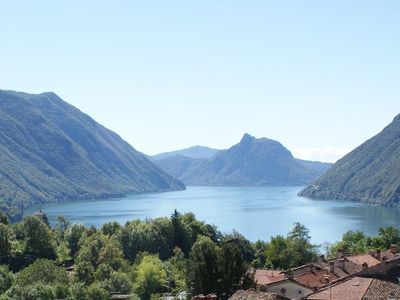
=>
[362,278,375,298]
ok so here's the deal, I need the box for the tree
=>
[171,210,190,255]
[219,238,248,296]
[4,283,55,300]
[65,223,85,257]
[15,259,68,286]
[0,212,8,225]
[104,271,133,294]
[75,261,95,285]
[75,232,106,267]
[0,224,12,263]
[56,241,71,264]
[69,283,87,300]
[96,263,114,281]
[102,221,121,236]
[87,283,109,300]
[56,215,70,238]
[188,236,221,295]
[165,247,188,293]
[134,255,167,300]
[97,237,125,270]
[23,216,56,259]
[265,223,317,269]
[377,227,400,248]
[0,265,13,294]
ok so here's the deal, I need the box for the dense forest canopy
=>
[0,210,399,299]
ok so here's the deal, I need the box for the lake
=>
[24,186,400,244]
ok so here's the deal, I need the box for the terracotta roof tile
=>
[229,290,290,300]
[294,269,339,289]
[347,254,381,268]
[306,277,373,300]
[255,270,286,285]
[363,279,400,300]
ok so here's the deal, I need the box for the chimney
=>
[337,248,344,258]
[362,262,368,271]
[376,249,381,261]
[329,261,334,273]
[390,244,397,254]
[318,255,325,263]
[306,264,313,273]
[284,270,294,280]
[338,258,345,270]
[323,274,330,284]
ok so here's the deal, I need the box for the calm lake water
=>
[24,186,400,244]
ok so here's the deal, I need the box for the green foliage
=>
[56,241,71,264]
[69,283,87,300]
[0,224,13,264]
[87,282,109,300]
[0,212,8,225]
[65,223,85,257]
[5,210,399,299]
[0,90,184,222]
[15,259,68,286]
[75,261,95,285]
[188,236,221,296]
[326,227,400,257]
[5,283,56,300]
[165,248,188,293]
[102,221,121,236]
[103,271,133,294]
[95,263,113,281]
[76,232,105,267]
[299,114,400,206]
[56,215,70,238]
[133,255,168,300]
[97,237,125,270]
[264,223,317,269]
[0,265,13,294]
[252,240,267,268]
[23,216,56,259]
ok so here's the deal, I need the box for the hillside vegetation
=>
[0,90,184,221]
[154,134,331,186]
[299,114,400,206]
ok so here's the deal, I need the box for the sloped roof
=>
[306,277,373,300]
[363,278,400,299]
[347,254,381,268]
[255,270,286,285]
[229,290,290,300]
[294,269,340,289]
[306,276,400,300]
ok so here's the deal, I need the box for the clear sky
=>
[1,1,399,162]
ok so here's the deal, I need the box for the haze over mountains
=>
[300,114,400,207]
[152,145,219,160]
[0,90,184,221]
[153,134,332,186]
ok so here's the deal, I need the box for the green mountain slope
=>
[155,134,331,186]
[299,114,400,206]
[0,90,185,221]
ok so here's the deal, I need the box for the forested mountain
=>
[152,145,219,160]
[299,114,400,206]
[154,134,331,186]
[0,90,184,221]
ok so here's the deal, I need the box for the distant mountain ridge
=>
[154,133,332,186]
[299,114,400,206]
[0,90,184,221]
[152,146,219,160]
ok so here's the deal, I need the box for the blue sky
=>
[1,1,399,162]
